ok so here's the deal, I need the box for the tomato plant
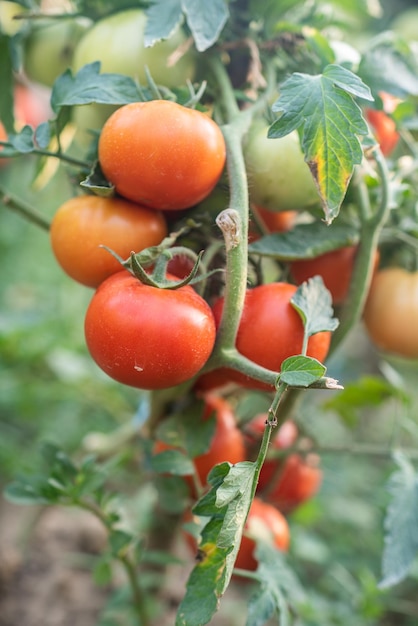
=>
[84,271,216,389]
[363,268,418,358]
[243,119,320,212]
[98,101,226,210]
[72,9,195,88]
[50,195,167,287]
[208,282,332,390]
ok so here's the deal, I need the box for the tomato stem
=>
[0,184,51,231]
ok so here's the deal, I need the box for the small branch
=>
[0,185,50,231]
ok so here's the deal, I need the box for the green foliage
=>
[291,276,339,337]
[270,65,373,223]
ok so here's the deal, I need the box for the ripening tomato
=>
[234,497,290,571]
[249,205,297,242]
[207,282,331,391]
[155,395,246,487]
[363,268,418,358]
[246,414,322,513]
[84,271,216,389]
[50,195,167,288]
[244,119,320,212]
[98,100,226,211]
[365,108,400,156]
[290,246,380,306]
[14,83,52,128]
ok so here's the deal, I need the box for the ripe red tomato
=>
[207,282,331,391]
[98,101,226,211]
[155,394,246,487]
[290,246,380,306]
[234,497,290,571]
[50,195,167,288]
[365,108,399,156]
[247,414,322,513]
[363,268,418,358]
[84,271,216,389]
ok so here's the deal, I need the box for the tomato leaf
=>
[80,161,116,197]
[144,0,184,45]
[248,222,359,260]
[0,34,15,134]
[270,64,373,224]
[155,400,216,458]
[144,0,229,52]
[150,449,195,476]
[178,462,256,624]
[358,32,418,99]
[291,276,339,336]
[379,452,418,589]
[50,62,142,113]
[279,356,326,388]
[246,543,305,626]
[6,125,34,153]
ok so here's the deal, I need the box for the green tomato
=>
[243,120,320,212]
[72,9,196,88]
[0,1,27,36]
[23,18,91,87]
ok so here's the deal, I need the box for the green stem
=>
[0,184,51,231]
[77,498,149,626]
[329,148,390,356]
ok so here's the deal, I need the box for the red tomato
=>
[84,271,216,389]
[363,268,418,358]
[50,195,167,288]
[365,108,399,156]
[155,394,246,487]
[208,282,331,391]
[98,100,226,211]
[14,83,51,128]
[290,246,380,306]
[234,497,290,571]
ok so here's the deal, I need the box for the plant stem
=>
[0,184,50,231]
[329,148,390,356]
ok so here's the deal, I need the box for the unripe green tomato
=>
[23,18,91,87]
[243,120,320,212]
[72,9,196,88]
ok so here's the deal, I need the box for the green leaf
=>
[93,556,113,586]
[291,276,339,336]
[182,0,229,52]
[358,32,418,99]
[34,122,51,150]
[151,449,195,476]
[379,453,418,589]
[4,480,51,505]
[279,356,326,387]
[248,222,359,260]
[7,125,35,153]
[155,399,215,458]
[270,64,373,223]
[80,161,115,197]
[50,62,142,113]
[155,475,191,514]
[176,517,230,625]
[144,0,183,46]
[109,529,134,558]
[216,462,255,508]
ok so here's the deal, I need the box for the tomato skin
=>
[84,272,216,389]
[50,195,167,288]
[209,283,331,391]
[365,109,399,157]
[72,9,195,89]
[363,268,418,358]
[234,498,290,571]
[155,395,246,487]
[249,205,297,242]
[98,101,226,211]
[244,120,320,212]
